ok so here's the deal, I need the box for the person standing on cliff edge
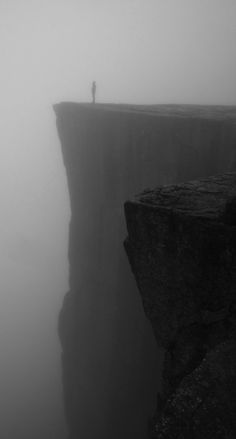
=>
[91,81,96,104]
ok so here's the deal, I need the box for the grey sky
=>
[1,0,236,105]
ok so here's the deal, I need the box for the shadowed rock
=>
[54,103,236,439]
[124,172,236,438]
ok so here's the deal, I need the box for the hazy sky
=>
[1,0,236,105]
[0,1,235,438]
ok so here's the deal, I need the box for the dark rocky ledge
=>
[55,102,236,438]
[124,172,236,438]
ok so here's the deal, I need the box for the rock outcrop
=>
[124,172,236,438]
[54,103,236,439]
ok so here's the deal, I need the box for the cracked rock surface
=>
[125,172,236,438]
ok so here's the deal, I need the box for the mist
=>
[0,0,236,438]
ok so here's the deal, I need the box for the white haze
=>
[0,0,235,438]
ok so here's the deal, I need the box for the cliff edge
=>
[54,103,236,439]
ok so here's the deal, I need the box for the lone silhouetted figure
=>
[91,81,96,104]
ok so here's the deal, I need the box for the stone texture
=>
[54,103,236,439]
[124,172,236,438]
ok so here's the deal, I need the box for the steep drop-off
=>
[124,172,236,438]
[54,103,236,439]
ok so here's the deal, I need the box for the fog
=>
[0,0,236,438]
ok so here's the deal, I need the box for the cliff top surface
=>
[130,172,236,223]
[54,102,236,121]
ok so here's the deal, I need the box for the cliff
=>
[54,103,236,439]
[124,172,236,438]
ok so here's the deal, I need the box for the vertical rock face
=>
[124,173,236,438]
[54,103,236,439]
